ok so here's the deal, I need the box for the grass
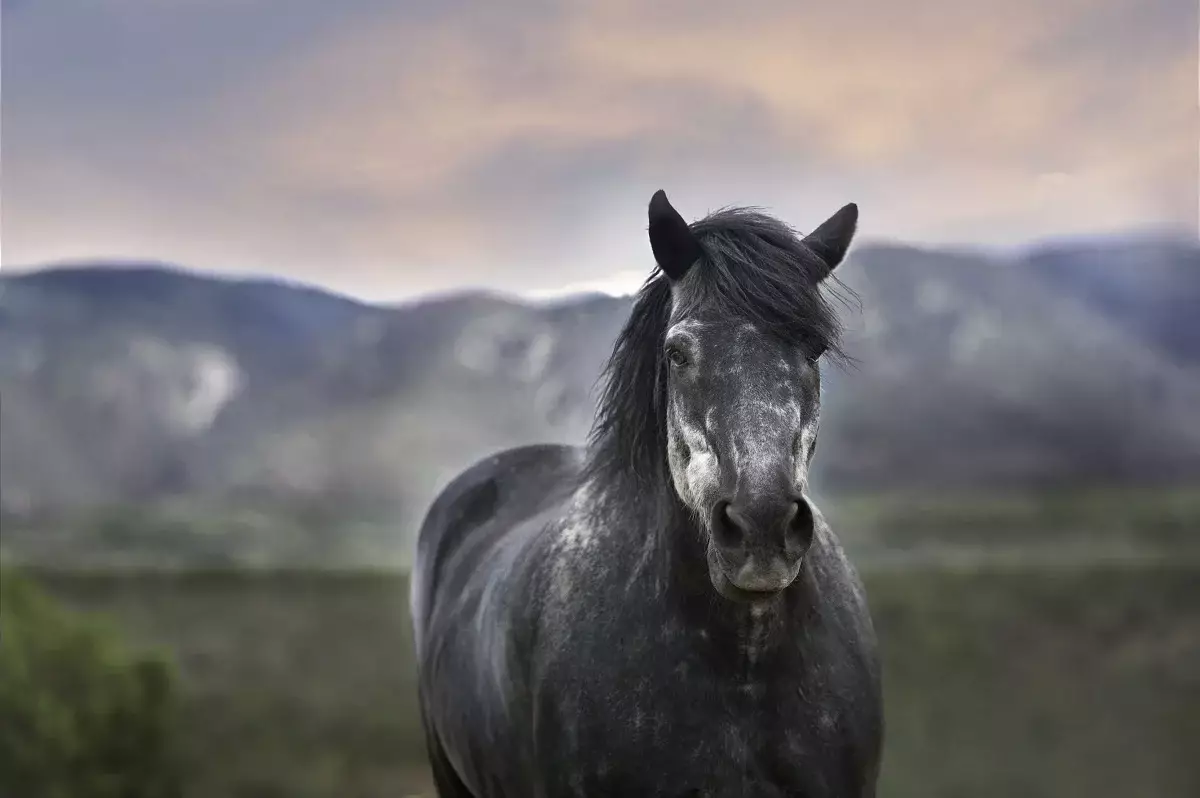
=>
[870,560,1200,798]
[6,485,1198,571]
[22,555,1200,798]
[826,484,1200,552]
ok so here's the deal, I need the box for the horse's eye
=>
[666,346,689,368]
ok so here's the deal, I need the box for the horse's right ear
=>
[648,189,702,281]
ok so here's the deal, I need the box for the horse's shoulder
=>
[412,443,584,650]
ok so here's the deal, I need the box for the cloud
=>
[3,0,1196,299]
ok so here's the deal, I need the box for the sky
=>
[2,0,1197,300]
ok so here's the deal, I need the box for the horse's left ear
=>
[803,202,858,275]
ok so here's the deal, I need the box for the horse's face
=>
[663,304,823,602]
[648,190,857,603]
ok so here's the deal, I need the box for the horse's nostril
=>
[711,500,742,547]
[786,498,816,549]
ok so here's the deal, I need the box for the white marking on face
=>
[684,450,718,508]
[668,410,720,511]
[729,396,802,495]
[794,411,820,487]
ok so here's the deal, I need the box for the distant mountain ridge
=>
[2,235,1198,530]
[1023,237,1200,366]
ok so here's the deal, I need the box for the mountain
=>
[1023,235,1200,367]
[0,264,379,508]
[2,236,1198,536]
[820,241,1200,491]
[0,264,628,530]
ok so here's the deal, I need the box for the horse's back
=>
[410,442,583,650]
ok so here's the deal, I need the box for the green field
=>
[6,485,1198,571]
[825,484,1200,551]
[21,555,1200,798]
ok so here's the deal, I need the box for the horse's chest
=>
[538,643,850,797]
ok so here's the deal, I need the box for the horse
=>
[411,189,884,797]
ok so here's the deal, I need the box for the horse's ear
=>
[803,202,858,275]
[648,189,702,281]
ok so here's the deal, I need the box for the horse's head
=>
[648,190,856,603]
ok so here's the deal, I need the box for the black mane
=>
[583,206,855,490]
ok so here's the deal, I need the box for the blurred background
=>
[1,1,1198,796]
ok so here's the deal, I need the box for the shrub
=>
[0,568,183,798]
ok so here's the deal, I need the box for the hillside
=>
[2,235,1198,563]
[821,241,1200,490]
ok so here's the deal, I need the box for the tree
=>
[0,569,183,798]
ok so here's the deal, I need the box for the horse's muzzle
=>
[706,491,815,600]
[707,545,805,603]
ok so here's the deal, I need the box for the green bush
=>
[0,569,183,798]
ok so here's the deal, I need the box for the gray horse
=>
[411,190,883,797]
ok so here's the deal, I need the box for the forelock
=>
[680,207,855,362]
